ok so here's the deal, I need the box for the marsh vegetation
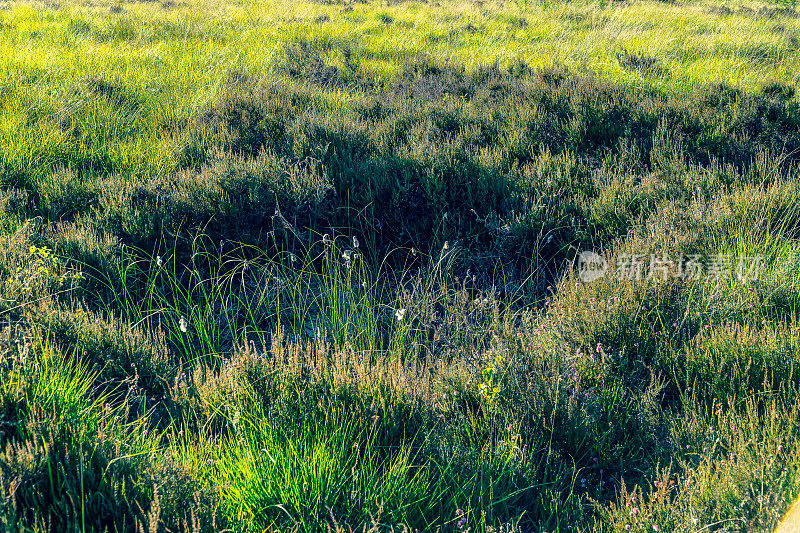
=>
[2,0,800,531]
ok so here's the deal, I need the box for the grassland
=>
[2,0,800,531]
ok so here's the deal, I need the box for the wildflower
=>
[352,442,359,448]
[443,241,449,250]
[207,459,212,465]
[395,308,406,321]
[653,526,659,531]
[625,526,630,531]
[289,253,297,263]
[342,250,359,268]
[156,255,162,267]
[353,235,359,248]
[179,316,188,333]
[323,233,331,246]
[362,281,367,288]
[370,415,379,421]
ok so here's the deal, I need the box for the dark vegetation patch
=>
[11,38,800,290]
[121,40,795,282]
[29,38,800,296]
[616,47,668,77]
[707,4,799,18]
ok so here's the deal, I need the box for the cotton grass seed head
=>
[179,316,188,333]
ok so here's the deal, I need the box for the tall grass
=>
[2,0,800,531]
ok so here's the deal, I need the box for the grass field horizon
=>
[3,0,800,531]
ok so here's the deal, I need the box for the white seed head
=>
[289,253,297,263]
[395,308,406,321]
[179,316,188,333]
[156,255,162,267]
[322,233,331,245]
[353,236,359,248]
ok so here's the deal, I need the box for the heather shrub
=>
[38,167,98,221]
[4,2,800,530]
